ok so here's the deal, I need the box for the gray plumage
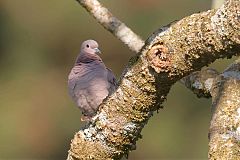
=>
[68,40,117,119]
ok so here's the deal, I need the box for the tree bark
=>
[180,68,219,98]
[179,58,240,159]
[208,59,240,159]
[67,0,240,159]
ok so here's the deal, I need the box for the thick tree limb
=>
[68,0,239,159]
[179,59,240,159]
[208,58,240,159]
[75,0,144,53]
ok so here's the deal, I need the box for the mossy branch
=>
[179,58,240,159]
[208,58,240,159]
[67,0,240,159]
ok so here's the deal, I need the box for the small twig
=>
[212,0,225,9]
[76,0,144,53]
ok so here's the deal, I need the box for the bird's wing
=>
[106,68,117,95]
[68,64,93,98]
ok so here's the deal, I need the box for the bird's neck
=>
[75,52,102,64]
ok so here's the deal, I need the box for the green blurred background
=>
[0,0,234,159]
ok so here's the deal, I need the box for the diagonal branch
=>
[68,0,240,159]
[212,0,225,9]
[75,0,144,53]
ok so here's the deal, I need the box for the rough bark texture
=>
[178,59,240,159]
[209,59,240,159]
[75,0,144,53]
[67,0,240,159]
[180,68,219,98]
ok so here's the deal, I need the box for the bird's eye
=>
[86,44,89,48]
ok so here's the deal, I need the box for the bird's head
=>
[81,40,101,55]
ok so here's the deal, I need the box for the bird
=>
[68,40,117,121]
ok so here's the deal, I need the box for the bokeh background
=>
[0,0,234,159]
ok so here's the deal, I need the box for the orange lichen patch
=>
[69,131,113,159]
[147,43,172,73]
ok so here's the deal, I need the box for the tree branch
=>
[67,0,239,159]
[180,68,219,98]
[179,58,240,159]
[208,58,240,159]
[212,0,225,9]
[75,0,144,53]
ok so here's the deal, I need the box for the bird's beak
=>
[94,48,101,54]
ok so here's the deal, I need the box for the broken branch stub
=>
[144,0,239,78]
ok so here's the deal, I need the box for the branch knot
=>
[147,43,171,73]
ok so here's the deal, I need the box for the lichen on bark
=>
[208,59,240,160]
[179,59,240,159]
[180,68,219,98]
[67,0,240,159]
